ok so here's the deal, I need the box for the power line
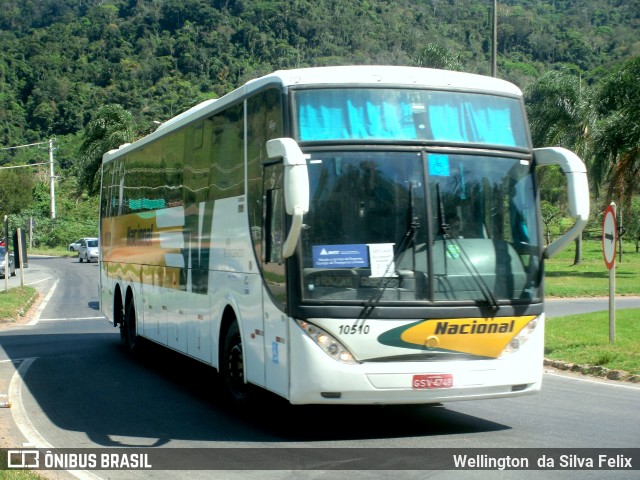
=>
[0,162,49,170]
[0,141,49,151]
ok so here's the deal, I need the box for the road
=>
[0,257,638,480]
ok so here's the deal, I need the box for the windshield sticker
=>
[312,244,369,268]
[446,244,461,259]
[368,243,396,277]
[428,154,450,176]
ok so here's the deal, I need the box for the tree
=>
[525,70,596,265]
[591,57,640,212]
[525,70,595,157]
[626,197,640,254]
[0,168,34,215]
[77,104,135,195]
[413,44,463,71]
[540,200,561,247]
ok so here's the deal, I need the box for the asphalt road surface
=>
[0,257,638,480]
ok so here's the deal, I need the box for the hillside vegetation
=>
[0,0,638,246]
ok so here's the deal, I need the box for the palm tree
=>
[591,56,640,212]
[525,70,595,158]
[525,70,596,264]
[78,104,135,195]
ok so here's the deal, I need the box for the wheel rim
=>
[226,338,247,399]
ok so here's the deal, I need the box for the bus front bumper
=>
[288,318,544,405]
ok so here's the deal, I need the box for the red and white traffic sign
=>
[602,205,617,270]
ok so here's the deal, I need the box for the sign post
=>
[602,203,616,343]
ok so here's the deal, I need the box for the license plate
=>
[412,374,453,389]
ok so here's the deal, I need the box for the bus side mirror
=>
[266,138,309,259]
[534,147,590,259]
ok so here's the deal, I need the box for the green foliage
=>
[0,167,34,215]
[0,0,638,248]
[591,57,640,207]
[0,0,637,151]
[525,70,595,156]
[414,44,462,71]
[78,104,135,194]
[625,197,640,253]
[526,56,640,212]
[10,176,99,248]
[539,200,561,245]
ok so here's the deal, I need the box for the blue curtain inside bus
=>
[297,90,416,140]
[428,99,516,146]
[296,89,523,147]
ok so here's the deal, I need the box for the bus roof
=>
[249,66,522,96]
[103,66,522,162]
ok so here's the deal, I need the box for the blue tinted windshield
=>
[295,88,528,148]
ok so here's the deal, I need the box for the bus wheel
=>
[221,321,250,404]
[115,297,126,348]
[122,299,139,354]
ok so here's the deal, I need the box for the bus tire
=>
[221,321,251,405]
[122,298,140,354]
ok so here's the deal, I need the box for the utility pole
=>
[49,138,56,220]
[3,215,8,293]
[491,0,498,77]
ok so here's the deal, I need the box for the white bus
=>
[99,66,589,405]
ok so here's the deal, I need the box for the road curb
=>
[544,358,640,383]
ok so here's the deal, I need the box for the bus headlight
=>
[296,320,357,364]
[502,317,539,355]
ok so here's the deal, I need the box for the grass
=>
[544,238,640,297]
[545,309,640,376]
[0,471,47,480]
[0,286,37,323]
[29,246,76,257]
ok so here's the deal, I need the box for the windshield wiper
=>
[360,182,420,318]
[436,184,499,312]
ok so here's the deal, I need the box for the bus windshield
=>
[300,151,541,304]
[295,88,528,148]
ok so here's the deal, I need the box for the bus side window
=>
[262,161,288,308]
[265,186,285,264]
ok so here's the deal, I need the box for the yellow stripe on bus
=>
[400,316,536,358]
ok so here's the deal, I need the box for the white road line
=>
[9,358,52,449]
[25,276,54,286]
[9,357,103,480]
[28,277,59,326]
[37,316,106,322]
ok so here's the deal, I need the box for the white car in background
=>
[78,238,99,263]
[0,246,16,277]
[69,237,91,252]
